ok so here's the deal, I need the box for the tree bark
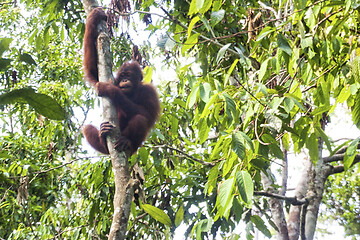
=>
[304,158,332,239]
[303,120,330,240]
[83,1,135,239]
[287,157,312,240]
[261,171,290,240]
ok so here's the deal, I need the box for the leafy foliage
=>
[0,88,66,120]
[1,0,360,239]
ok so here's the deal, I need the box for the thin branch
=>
[0,188,11,204]
[33,156,97,175]
[160,6,241,57]
[154,144,215,167]
[254,109,271,146]
[254,191,308,205]
[235,77,267,108]
[302,64,338,93]
[113,8,172,21]
[29,156,98,184]
[312,8,343,36]
[49,225,89,240]
[258,1,278,17]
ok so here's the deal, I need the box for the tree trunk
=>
[304,158,332,240]
[261,171,290,240]
[287,158,312,240]
[83,1,135,239]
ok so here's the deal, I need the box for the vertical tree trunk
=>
[303,120,331,240]
[304,159,332,240]
[261,171,290,240]
[287,158,312,240]
[83,1,135,239]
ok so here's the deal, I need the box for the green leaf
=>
[301,37,313,49]
[198,119,210,144]
[205,164,219,194]
[200,91,219,120]
[344,138,360,171]
[232,133,246,160]
[238,131,255,153]
[216,43,231,64]
[0,150,11,159]
[224,59,239,86]
[19,53,37,65]
[143,204,172,226]
[294,0,307,9]
[182,33,200,55]
[269,142,284,160]
[189,0,198,15]
[224,93,237,124]
[259,59,270,82]
[311,105,332,116]
[277,34,292,56]
[0,88,66,120]
[210,9,225,26]
[219,178,235,208]
[174,205,184,227]
[0,38,12,56]
[223,152,237,177]
[284,97,295,113]
[328,15,349,37]
[143,66,153,84]
[316,126,332,152]
[199,82,211,103]
[352,55,360,83]
[250,215,272,238]
[352,92,360,129]
[306,133,319,163]
[0,58,12,71]
[89,200,99,226]
[337,85,351,103]
[256,26,275,42]
[196,0,204,11]
[235,171,254,206]
[210,136,227,160]
[188,16,200,37]
[199,0,212,13]
[187,84,199,109]
[199,15,212,33]
[193,219,214,240]
[285,94,307,112]
[156,35,169,49]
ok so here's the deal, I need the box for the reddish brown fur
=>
[82,8,160,155]
[83,7,107,86]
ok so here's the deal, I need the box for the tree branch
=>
[333,142,360,155]
[154,144,215,167]
[323,153,360,164]
[50,225,89,240]
[29,156,97,184]
[254,191,308,205]
[329,158,360,175]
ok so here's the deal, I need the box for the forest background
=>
[1,0,360,239]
